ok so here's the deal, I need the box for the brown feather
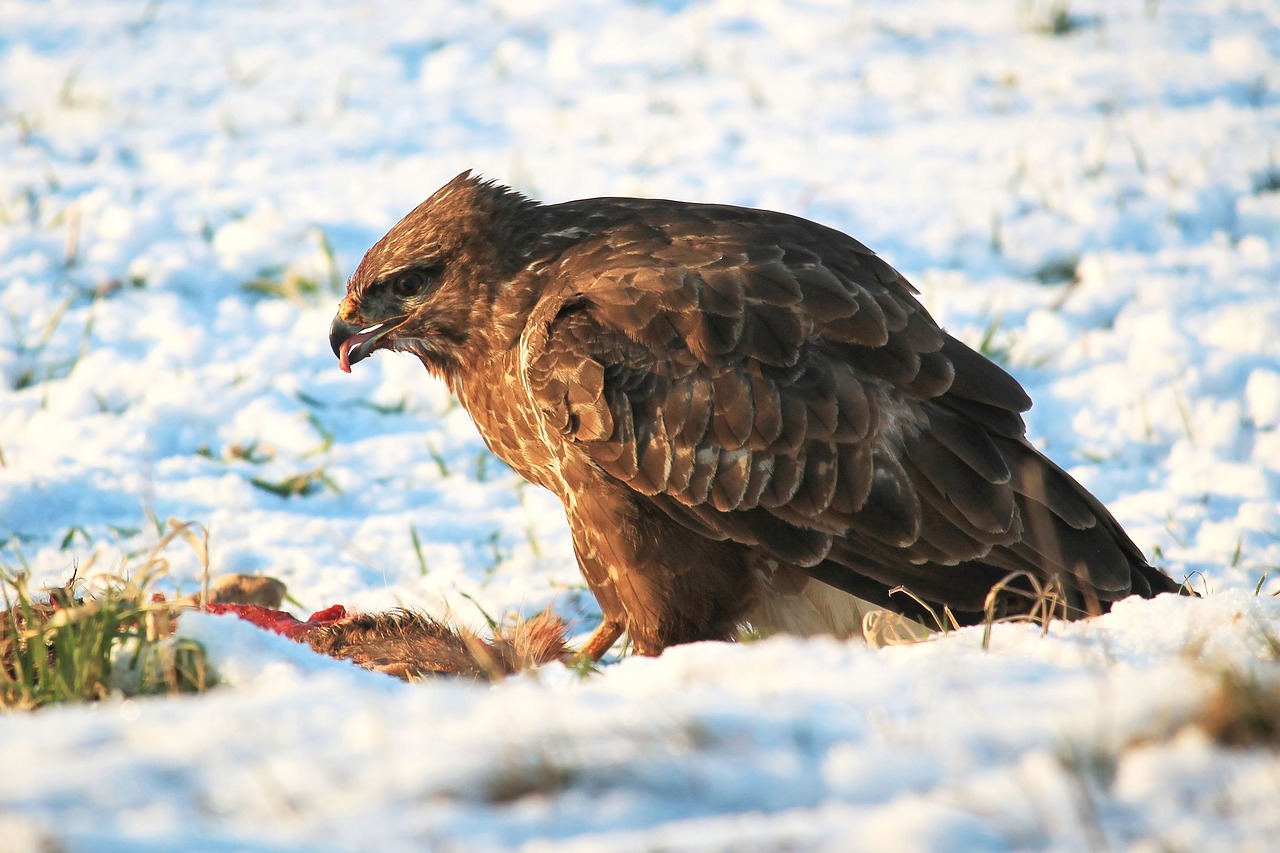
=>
[711,369,753,450]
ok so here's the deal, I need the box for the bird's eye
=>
[390,269,432,298]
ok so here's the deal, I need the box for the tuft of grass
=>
[888,585,961,636]
[483,750,576,803]
[981,571,1068,651]
[304,412,335,456]
[976,314,1014,365]
[409,524,429,576]
[736,624,776,643]
[1020,1,1096,37]
[1,520,216,710]
[63,203,81,268]
[426,439,450,477]
[513,482,543,560]
[1181,570,1209,598]
[355,398,407,416]
[6,298,95,391]
[1172,389,1196,444]
[564,652,601,679]
[314,227,344,293]
[484,529,507,577]
[1252,571,1280,597]
[1193,667,1280,748]
[240,267,324,306]
[1252,168,1280,195]
[249,467,338,498]
[971,315,1052,370]
[456,590,499,633]
[197,440,275,465]
[862,608,932,648]
[1031,255,1080,285]
[523,523,542,560]
[126,0,164,35]
[59,526,91,550]
[239,228,345,306]
[295,390,327,409]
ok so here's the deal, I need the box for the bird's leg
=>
[578,618,624,661]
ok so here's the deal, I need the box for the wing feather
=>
[711,369,753,449]
[747,372,783,447]
[519,198,1167,620]
[824,288,889,346]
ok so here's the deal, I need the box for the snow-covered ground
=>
[1,0,1279,849]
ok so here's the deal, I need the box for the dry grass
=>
[1194,668,1280,748]
[1184,620,1280,749]
[862,571,1071,650]
[0,520,216,710]
[981,571,1070,650]
[862,608,933,648]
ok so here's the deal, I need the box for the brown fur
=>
[305,608,572,681]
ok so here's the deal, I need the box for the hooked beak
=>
[329,314,406,373]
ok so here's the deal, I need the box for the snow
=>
[1,0,1279,849]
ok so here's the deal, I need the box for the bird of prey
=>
[329,172,1180,658]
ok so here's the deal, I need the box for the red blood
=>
[204,602,347,639]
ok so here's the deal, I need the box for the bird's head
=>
[328,171,542,379]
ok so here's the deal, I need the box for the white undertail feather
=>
[745,576,892,642]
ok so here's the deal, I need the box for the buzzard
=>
[329,172,1180,658]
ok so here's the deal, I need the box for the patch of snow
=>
[1,0,1279,849]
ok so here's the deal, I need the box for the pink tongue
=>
[338,321,397,373]
[338,338,355,373]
